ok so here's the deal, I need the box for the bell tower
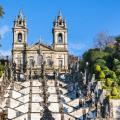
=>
[52,11,68,51]
[13,10,28,49]
[12,10,28,71]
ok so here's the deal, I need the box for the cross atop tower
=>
[18,10,24,20]
[58,10,62,18]
[53,11,67,28]
[14,10,26,27]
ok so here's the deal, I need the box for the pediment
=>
[27,43,53,51]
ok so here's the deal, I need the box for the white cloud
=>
[0,25,9,38]
[69,42,88,51]
[0,50,11,57]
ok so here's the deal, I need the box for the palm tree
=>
[0,6,4,17]
[0,6,4,46]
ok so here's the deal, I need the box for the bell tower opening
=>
[19,20,22,25]
[18,33,22,42]
[58,33,63,44]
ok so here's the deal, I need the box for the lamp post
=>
[53,70,56,80]
[24,60,27,81]
[4,56,8,80]
[30,65,32,80]
[84,62,89,85]
[41,61,46,79]
[18,59,21,81]
[82,98,86,120]
[12,62,16,81]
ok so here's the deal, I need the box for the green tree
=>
[0,6,4,18]
[94,32,114,50]
[114,36,120,60]
[110,71,117,80]
[83,49,110,63]
[95,58,107,70]
[113,58,120,65]
[0,64,4,78]
[0,5,4,47]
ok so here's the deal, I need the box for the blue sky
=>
[0,0,120,57]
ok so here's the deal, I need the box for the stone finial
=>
[18,10,24,20]
[58,10,62,17]
[57,10,62,20]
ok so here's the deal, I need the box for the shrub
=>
[105,78,113,87]
[110,71,117,80]
[0,70,3,77]
[103,68,110,75]
[102,85,107,89]
[95,64,101,72]
[99,71,105,80]
[111,87,118,96]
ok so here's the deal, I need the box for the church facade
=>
[12,11,68,75]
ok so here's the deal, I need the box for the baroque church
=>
[1,11,119,120]
[0,11,97,120]
[12,11,68,76]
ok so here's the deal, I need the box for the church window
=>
[58,33,63,44]
[59,21,62,25]
[59,60,63,68]
[47,59,52,67]
[29,58,34,67]
[18,33,22,42]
